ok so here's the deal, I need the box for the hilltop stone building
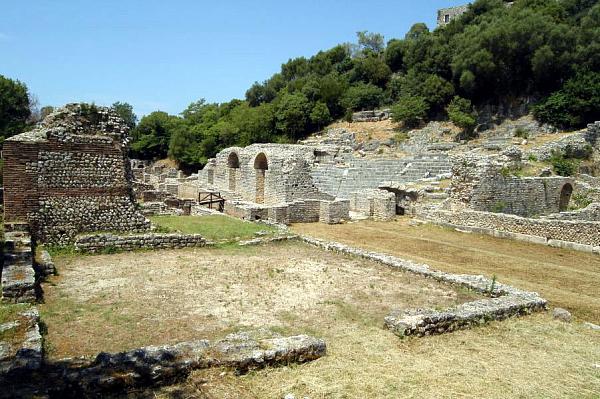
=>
[437,5,469,26]
[3,104,150,244]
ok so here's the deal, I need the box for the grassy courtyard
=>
[292,218,600,323]
[149,215,277,242]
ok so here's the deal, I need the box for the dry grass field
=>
[293,219,600,323]
[40,242,474,359]
[35,218,600,398]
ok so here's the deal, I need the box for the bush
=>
[514,128,529,139]
[391,95,429,128]
[550,151,579,176]
[446,96,477,139]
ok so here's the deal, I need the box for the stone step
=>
[3,222,30,233]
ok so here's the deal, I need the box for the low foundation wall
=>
[74,233,208,253]
[423,209,600,253]
[301,236,547,338]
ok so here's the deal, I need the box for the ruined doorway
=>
[559,183,573,212]
[254,153,268,204]
[227,152,240,191]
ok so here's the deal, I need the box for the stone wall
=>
[3,104,150,244]
[450,150,574,216]
[423,208,600,252]
[74,233,208,253]
[200,144,451,208]
[349,189,396,221]
[319,199,350,224]
[224,199,349,225]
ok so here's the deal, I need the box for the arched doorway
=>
[254,153,268,204]
[559,183,573,212]
[227,152,240,191]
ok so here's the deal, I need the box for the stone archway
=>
[559,183,573,212]
[227,152,240,191]
[254,153,268,204]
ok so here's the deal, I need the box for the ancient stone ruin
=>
[3,104,151,245]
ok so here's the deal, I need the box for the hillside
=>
[127,0,600,170]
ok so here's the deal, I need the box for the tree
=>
[384,39,406,72]
[533,70,600,128]
[275,92,311,139]
[310,102,332,130]
[340,83,384,112]
[356,31,385,55]
[391,95,429,128]
[446,96,477,138]
[350,55,392,87]
[130,111,181,160]
[111,101,137,129]
[0,75,31,142]
[405,23,429,41]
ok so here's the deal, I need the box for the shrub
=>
[491,201,507,213]
[571,193,592,210]
[446,96,477,139]
[391,95,429,128]
[514,128,529,139]
[549,151,579,176]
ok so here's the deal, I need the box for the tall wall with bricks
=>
[3,104,150,244]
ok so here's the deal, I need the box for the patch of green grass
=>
[0,303,30,325]
[149,215,277,241]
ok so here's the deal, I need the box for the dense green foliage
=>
[391,96,428,128]
[0,75,31,144]
[120,0,600,168]
[446,96,477,138]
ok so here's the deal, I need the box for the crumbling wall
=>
[450,150,574,217]
[3,104,150,244]
[424,208,600,251]
[349,189,396,221]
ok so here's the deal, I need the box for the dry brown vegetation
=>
[36,222,600,398]
[40,242,474,359]
[293,219,600,323]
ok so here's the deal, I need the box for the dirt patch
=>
[40,242,477,359]
[292,218,600,322]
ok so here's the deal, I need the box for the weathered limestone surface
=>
[352,109,391,122]
[349,189,396,221]
[74,233,208,253]
[2,224,37,304]
[450,148,574,217]
[0,308,43,376]
[1,332,325,397]
[35,250,56,277]
[3,104,150,245]
[300,236,547,338]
